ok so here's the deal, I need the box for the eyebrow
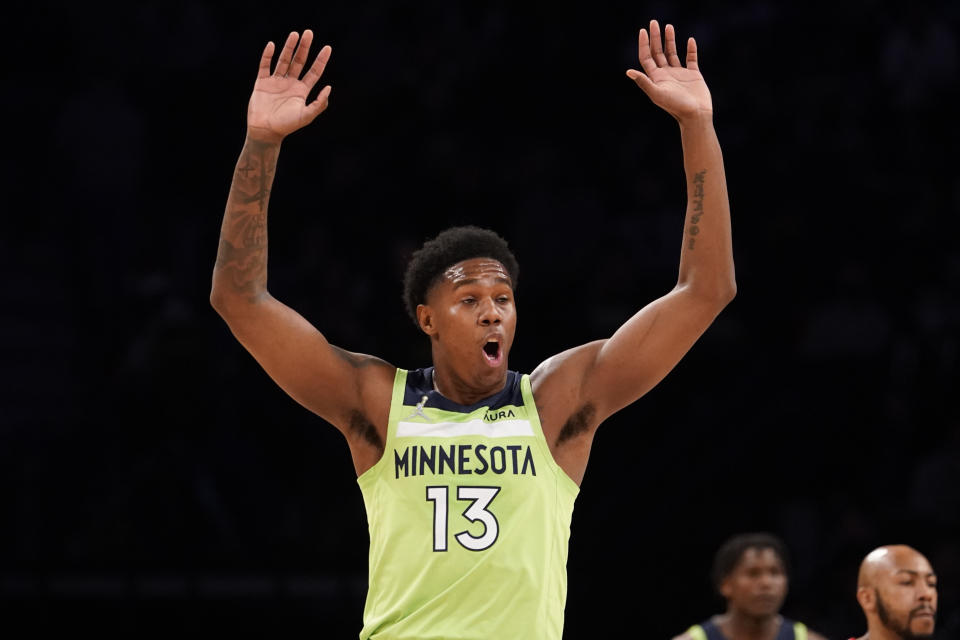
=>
[894,570,937,578]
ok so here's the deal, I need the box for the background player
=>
[849,545,937,640]
[673,533,829,640]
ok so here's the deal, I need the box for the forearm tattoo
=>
[214,139,278,298]
[687,169,706,250]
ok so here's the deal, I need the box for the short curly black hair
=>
[711,532,790,594]
[402,225,519,326]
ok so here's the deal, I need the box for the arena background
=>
[3,1,958,637]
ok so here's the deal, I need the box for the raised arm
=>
[532,21,735,482]
[211,30,394,475]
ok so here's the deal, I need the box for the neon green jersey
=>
[357,367,580,639]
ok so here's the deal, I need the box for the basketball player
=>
[849,545,937,640]
[211,19,735,639]
[673,533,828,640]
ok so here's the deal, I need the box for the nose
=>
[477,298,502,326]
[918,582,936,602]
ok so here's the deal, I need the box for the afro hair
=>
[711,532,791,595]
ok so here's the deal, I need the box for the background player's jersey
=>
[357,367,579,640]
[688,617,808,640]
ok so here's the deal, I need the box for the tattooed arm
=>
[531,21,735,485]
[211,30,394,475]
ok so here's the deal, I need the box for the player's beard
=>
[875,590,935,639]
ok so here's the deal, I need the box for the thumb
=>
[304,85,332,121]
[626,69,656,94]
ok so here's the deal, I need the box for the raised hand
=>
[627,20,712,122]
[247,30,332,143]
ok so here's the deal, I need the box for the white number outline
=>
[426,486,449,552]
[425,485,501,552]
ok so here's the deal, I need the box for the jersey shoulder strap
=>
[686,625,708,640]
[775,617,806,640]
[690,620,726,640]
[793,621,808,640]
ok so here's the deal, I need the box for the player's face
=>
[721,547,788,618]
[422,258,516,389]
[873,554,937,639]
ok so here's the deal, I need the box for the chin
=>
[479,365,508,382]
[909,621,936,637]
[746,604,782,619]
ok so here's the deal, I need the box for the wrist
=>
[245,125,285,145]
[677,109,714,131]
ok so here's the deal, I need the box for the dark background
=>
[3,1,959,638]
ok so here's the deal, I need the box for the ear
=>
[856,586,875,612]
[719,577,732,599]
[417,304,436,336]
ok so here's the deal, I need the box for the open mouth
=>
[482,339,502,366]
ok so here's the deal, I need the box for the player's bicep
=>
[587,286,727,418]
[218,294,389,425]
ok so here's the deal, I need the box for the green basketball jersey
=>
[356,367,580,639]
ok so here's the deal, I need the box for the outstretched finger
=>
[273,31,299,77]
[257,42,275,79]
[686,37,699,71]
[664,24,682,67]
[302,45,332,91]
[287,29,313,79]
[637,29,658,76]
[650,20,668,67]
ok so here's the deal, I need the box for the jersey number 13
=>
[426,486,501,552]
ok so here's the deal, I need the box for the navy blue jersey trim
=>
[776,618,798,640]
[699,620,726,640]
[403,367,524,413]
[700,617,797,640]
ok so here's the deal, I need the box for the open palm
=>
[247,30,332,142]
[627,21,712,121]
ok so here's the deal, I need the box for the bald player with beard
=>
[850,545,938,640]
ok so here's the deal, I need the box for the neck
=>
[431,365,507,405]
[719,611,781,640]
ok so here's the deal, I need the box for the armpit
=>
[556,403,596,446]
[348,409,384,452]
